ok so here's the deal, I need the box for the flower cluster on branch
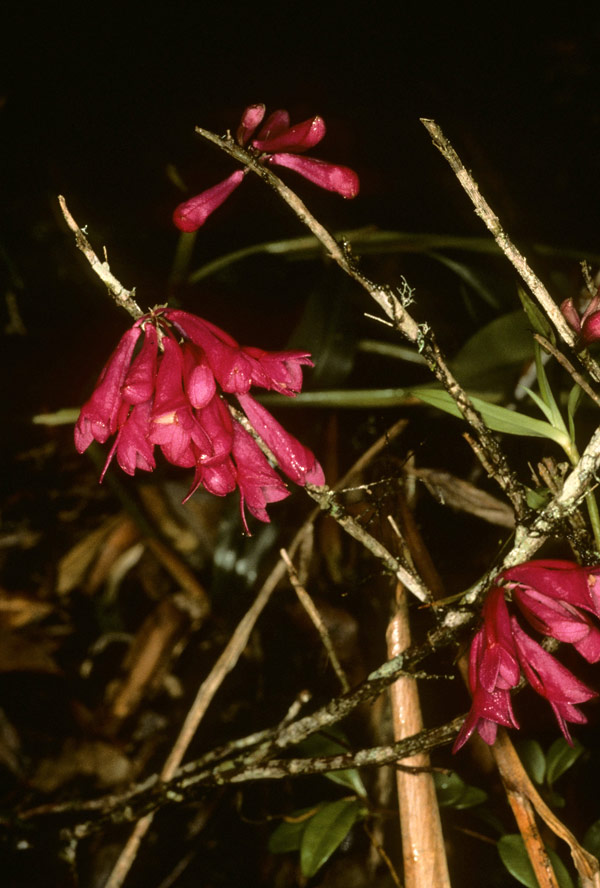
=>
[454,559,600,751]
[75,307,324,531]
[173,104,360,232]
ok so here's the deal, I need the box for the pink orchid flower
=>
[75,308,324,530]
[173,103,359,232]
[561,290,600,347]
[454,560,599,751]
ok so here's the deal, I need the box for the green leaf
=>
[434,771,486,809]
[434,771,467,807]
[300,798,362,878]
[533,341,567,432]
[498,835,574,888]
[583,818,600,861]
[409,387,572,448]
[450,310,535,391]
[517,740,546,785]
[294,731,367,797]
[525,486,552,510]
[268,807,318,854]
[324,768,367,796]
[567,384,583,442]
[454,786,488,809]
[522,385,557,425]
[545,737,584,787]
[517,285,555,343]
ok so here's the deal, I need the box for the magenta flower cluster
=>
[74,307,324,531]
[561,290,600,347]
[173,104,360,232]
[454,559,600,752]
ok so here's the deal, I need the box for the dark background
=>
[3,4,600,377]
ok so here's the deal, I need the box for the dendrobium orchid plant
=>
[173,104,360,232]
[75,307,324,532]
[72,102,600,769]
[454,560,600,751]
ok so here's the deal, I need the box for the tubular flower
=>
[173,103,359,232]
[561,289,600,347]
[75,307,324,531]
[453,560,599,752]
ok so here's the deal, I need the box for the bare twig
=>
[14,716,464,841]
[420,118,600,384]
[280,548,350,692]
[194,126,530,520]
[306,482,433,603]
[58,196,144,319]
[534,333,600,408]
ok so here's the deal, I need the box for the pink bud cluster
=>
[561,289,600,347]
[454,559,600,752]
[74,307,324,531]
[173,104,360,232]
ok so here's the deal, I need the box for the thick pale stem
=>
[387,586,451,888]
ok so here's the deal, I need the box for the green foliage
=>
[545,737,584,788]
[566,384,583,442]
[516,739,546,786]
[268,730,367,878]
[269,799,364,878]
[299,798,363,878]
[449,309,535,393]
[410,386,572,449]
[517,285,555,344]
[498,835,574,888]
[434,770,487,810]
[268,807,318,853]
[292,731,367,798]
[516,737,584,808]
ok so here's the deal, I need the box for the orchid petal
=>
[236,103,265,146]
[252,115,326,153]
[173,170,245,232]
[267,154,359,198]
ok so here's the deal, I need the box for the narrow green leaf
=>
[410,387,572,448]
[498,835,574,888]
[517,285,555,343]
[533,341,566,432]
[300,799,362,878]
[567,384,583,442]
[516,740,546,785]
[545,737,583,788]
[522,385,557,426]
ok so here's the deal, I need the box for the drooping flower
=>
[453,559,599,752]
[454,627,520,750]
[75,307,324,530]
[561,290,600,347]
[173,104,359,232]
